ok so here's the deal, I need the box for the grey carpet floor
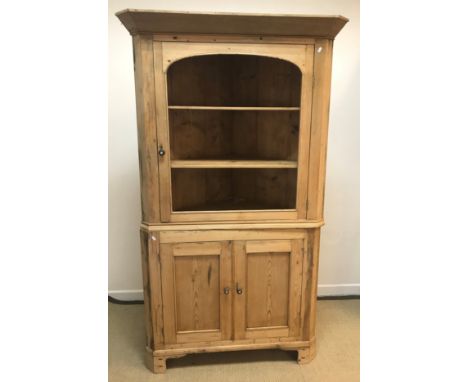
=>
[109,299,359,381]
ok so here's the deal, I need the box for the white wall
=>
[108,0,359,298]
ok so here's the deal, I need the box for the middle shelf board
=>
[168,106,300,111]
[171,160,298,169]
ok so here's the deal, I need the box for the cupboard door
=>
[154,41,314,222]
[160,241,232,344]
[233,239,304,340]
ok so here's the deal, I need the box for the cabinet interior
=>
[167,54,302,212]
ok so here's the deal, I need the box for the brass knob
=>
[223,287,230,295]
[158,146,165,156]
[236,283,243,295]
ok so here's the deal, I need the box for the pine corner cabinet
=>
[116,9,348,374]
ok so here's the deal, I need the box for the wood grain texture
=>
[160,241,232,345]
[152,33,317,45]
[117,10,348,39]
[174,255,220,331]
[133,35,160,222]
[168,106,300,110]
[148,232,164,346]
[232,241,246,340]
[171,160,298,169]
[307,40,334,220]
[139,230,154,349]
[162,42,308,74]
[152,41,172,222]
[159,229,307,244]
[246,251,290,328]
[295,45,314,218]
[141,221,324,231]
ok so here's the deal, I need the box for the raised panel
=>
[246,252,290,328]
[174,255,220,331]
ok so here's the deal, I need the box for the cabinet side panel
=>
[160,243,177,344]
[301,229,321,340]
[296,45,314,218]
[148,232,165,346]
[133,35,160,222]
[307,40,333,220]
[288,239,304,337]
[139,230,154,348]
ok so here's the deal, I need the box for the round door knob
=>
[158,146,165,156]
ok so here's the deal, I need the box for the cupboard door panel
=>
[174,255,220,331]
[234,239,304,340]
[160,241,232,344]
[246,251,289,328]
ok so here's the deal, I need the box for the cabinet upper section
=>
[116,10,348,39]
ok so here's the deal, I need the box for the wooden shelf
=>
[171,160,298,169]
[172,198,294,212]
[168,106,300,111]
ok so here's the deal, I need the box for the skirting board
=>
[109,284,360,301]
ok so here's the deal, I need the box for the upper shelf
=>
[168,106,300,111]
[171,160,298,169]
[116,10,348,39]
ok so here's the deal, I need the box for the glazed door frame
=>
[153,41,315,223]
[160,241,232,344]
[232,239,305,340]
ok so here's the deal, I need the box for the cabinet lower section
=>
[140,226,321,373]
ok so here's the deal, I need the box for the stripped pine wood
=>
[116,10,348,39]
[296,44,314,218]
[171,160,298,169]
[246,251,290,328]
[232,241,246,340]
[174,255,220,331]
[133,35,160,222]
[172,242,222,256]
[168,106,300,110]
[220,241,233,340]
[152,41,172,222]
[288,239,304,337]
[307,40,334,220]
[152,33,317,45]
[139,231,154,348]
[119,9,347,373]
[155,337,312,351]
[141,221,324,231]
[246,240,292,253]
[159,229,307,244]
[148,232,164,345]
[160,243,177,344]
[161,42,308,72]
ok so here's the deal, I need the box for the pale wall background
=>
[108,0,359,299]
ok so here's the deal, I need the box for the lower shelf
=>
[172,168,298,211]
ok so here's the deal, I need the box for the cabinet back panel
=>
[169,110,299,160]
[171,168,297,211]
[167,55,301,107]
